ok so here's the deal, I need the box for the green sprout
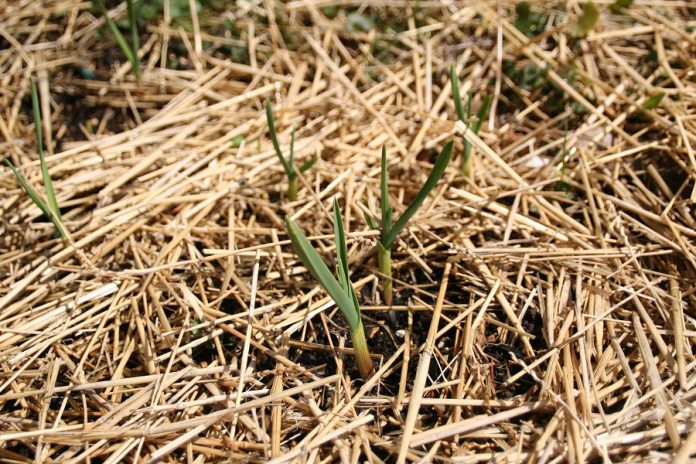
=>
[94,0,141,78]
[265,100,316,201]
[4,80,65,239]
[285,198,373,379]
[366,142,453,306]
[450,66,492,178]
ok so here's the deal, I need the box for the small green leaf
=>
[230,135,245,147]
[643,92,665,110]
[472,95,492,134]
[126,0,140,77]
[333,198,352,295]
[289,127,296,172]
[285,216,360,331]
[363,205,378,230]
[570,2,600,37]
[31,80,61,221]
[380,146,392,237]
[5,159,66,239]
[94,0,140,75]
[298,155,317,173]
[265,99,294,179]
[381,141,453,248]
[450,67,466,123]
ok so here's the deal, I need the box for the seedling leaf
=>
[299,155,317,173]
[472,95,493,134]
[289,127,296,172]
[126,0,140,77]
[285,216,360,331]
[333,198,352,295]
[450,67,466,123]
[5,160,66,239]
[363,206,379,230]
[265,100,294,178]
[31,80,61,221]
[381,141,453,248]
[94,0,139,75]
[643,92,665,110]
[380,146,392,236]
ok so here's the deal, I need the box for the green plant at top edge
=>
[94,0,141,78]
[365,141,453,306]
[285,198,373,379]
[4,79,66,239]
[265,100,316,202]
[450,67,492,178]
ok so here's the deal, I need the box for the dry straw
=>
[0,1,695,463]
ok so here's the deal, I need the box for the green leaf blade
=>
[5,160,66,239]
[472,95,493,134]
[299,155,317,173]
[643,92,665,110]
[285,216,360,331]
[265,100,294,179]
[380,146,391,237]
[126,0,141,77]
[381,141,453,248]
[450,67,466,123]
[95,0,139,73]
[363,205,378,230]
[333,198,352,295]
[31,80,61,221]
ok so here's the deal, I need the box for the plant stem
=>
[350,320,374,379]
[126,0,140,79]
[288,176,298,202]
[461,150,473,177]
[378,243,392,306]
[95,0,139,78]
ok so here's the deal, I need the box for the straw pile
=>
[1,1,695,462]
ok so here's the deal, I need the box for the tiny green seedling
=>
[366,142,453,306]
[285,199,373,379]
[450,66,492,178]
[5,80,65,239]
[94,0,141,78]
[265,100,316,201]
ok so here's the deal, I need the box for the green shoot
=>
[31,80,61,221]
[126,0,140,78]
[5,160,66,239]
[450,66,492,177]
[370,142,453,305]
[4,79,66,239]
[266,100,315,201]
[285,199,374,379]
[94,0,141,78]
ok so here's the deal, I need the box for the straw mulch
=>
[1,1,695,462]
